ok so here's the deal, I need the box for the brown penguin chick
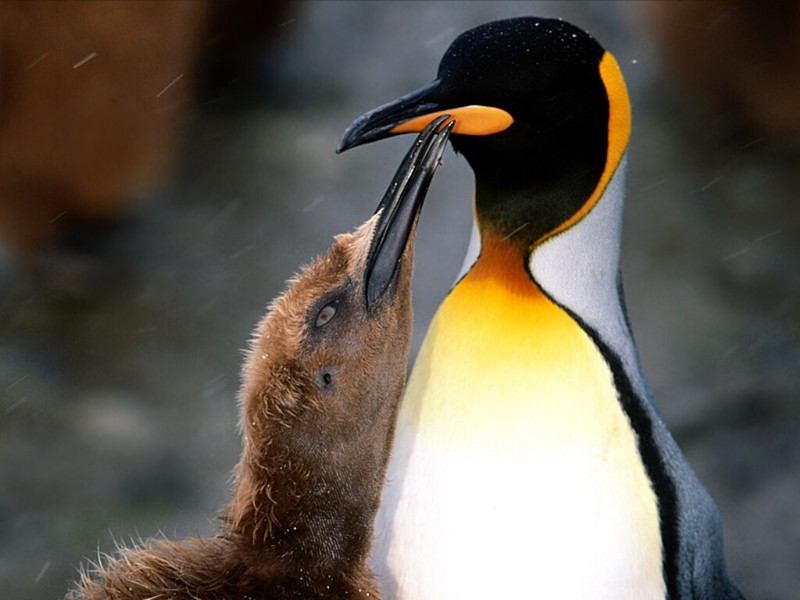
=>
[66,117,453,600]
[642,0,800,135]
[0,1,211,254]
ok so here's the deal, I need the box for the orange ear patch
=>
[535,51,631,245]
[391,105,514,136]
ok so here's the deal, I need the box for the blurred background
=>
[1,2,798,598]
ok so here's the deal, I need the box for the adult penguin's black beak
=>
[337,80,513,154]
[364,115,453,310]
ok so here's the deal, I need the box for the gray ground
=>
[1,2,798,599]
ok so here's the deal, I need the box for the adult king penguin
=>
[338,17,745,600]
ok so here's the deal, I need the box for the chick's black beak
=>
[364,115,453,310]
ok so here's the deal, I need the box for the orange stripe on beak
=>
[390,105,513,136]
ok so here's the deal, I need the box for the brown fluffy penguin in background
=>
[66,117,452,600]
[642,0,800,135]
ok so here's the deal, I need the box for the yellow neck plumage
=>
[406,233,626,450]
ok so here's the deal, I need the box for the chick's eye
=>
[315,302,337,328]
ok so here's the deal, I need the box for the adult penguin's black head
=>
[338,17,631,242]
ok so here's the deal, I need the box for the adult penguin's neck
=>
[456,157,645,399]
[527,156,652,400]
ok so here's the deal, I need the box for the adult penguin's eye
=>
[315,301,338,328]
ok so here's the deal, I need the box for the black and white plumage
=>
[339,17,745,600]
